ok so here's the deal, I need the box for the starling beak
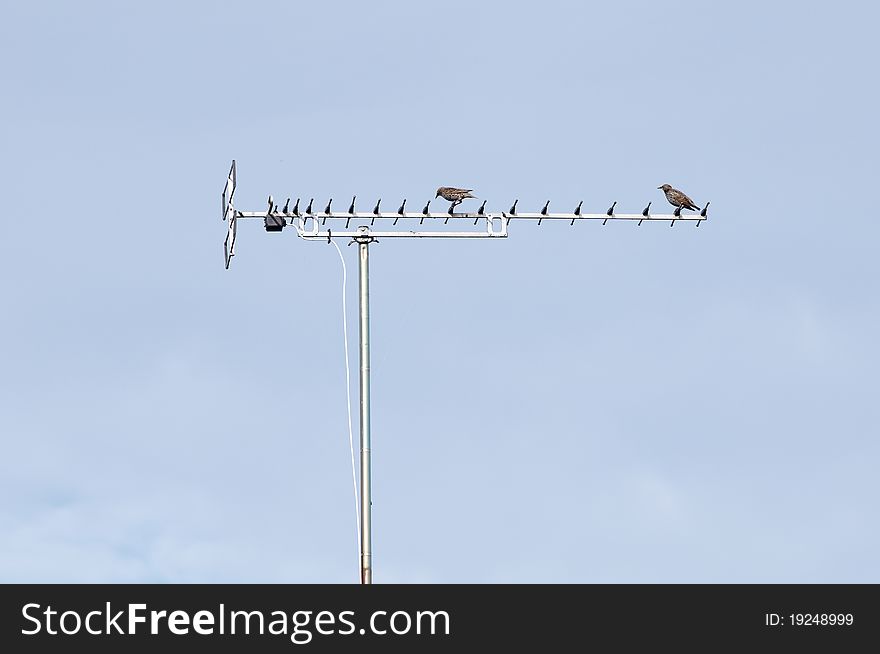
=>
[435,186,476,212]
[658,184,700,212]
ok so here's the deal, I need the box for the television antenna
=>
[220,160,709,584]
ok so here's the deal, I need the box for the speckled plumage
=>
[435,186,476,203]
[658,184,700,211]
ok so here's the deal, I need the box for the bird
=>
[435,186,476,212]
[658,184,700,212]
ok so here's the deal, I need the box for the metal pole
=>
[357,235,372,584]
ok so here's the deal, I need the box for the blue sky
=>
[1,0,878,582]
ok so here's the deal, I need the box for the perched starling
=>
[658,184,700,212]
[435,186,476,211]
